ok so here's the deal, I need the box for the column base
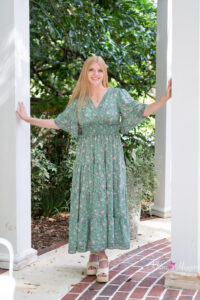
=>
[0,247,38,271]
[151,205,171,218]
[165,270,200,290]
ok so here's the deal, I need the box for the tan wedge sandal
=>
[86,252,99,275]
[96,258,109,282]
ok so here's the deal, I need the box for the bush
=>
[122,115,159,216]
[31,122,77,217]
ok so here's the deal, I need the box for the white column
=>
[165,0,200,289]
[151,0,172,218]
[0,0,37,270]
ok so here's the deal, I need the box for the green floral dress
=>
[54,87,148,254]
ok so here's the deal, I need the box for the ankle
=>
[98,254,108,261]
[99,255,108,259]
[90,252,98,256]
[89,253,98,259]
[98,251,107,256]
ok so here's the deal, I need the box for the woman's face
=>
[87,62,104,86]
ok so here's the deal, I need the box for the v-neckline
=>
[89,88,111,109]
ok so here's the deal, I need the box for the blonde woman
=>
[16,56,172,283]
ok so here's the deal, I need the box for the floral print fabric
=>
[54,88,148,253]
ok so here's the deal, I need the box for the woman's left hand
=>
[164,78,172,101]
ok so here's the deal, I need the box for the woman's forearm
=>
[143,95,168,117]
[25,117,59,129]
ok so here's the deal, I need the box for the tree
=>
[30,0,157,114]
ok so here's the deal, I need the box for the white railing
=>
[0,238,16,300]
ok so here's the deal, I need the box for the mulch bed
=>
[31,212,69,250]
[31,210,154,251]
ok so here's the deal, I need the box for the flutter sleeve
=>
[54,98,79,138]
[117,88,148,134]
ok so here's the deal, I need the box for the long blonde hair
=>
[67,56,109,123]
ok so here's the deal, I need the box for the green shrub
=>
[31,123,77,217]
[122,116,159,216]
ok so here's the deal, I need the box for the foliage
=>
[31,123,77,217]
[30,0,157,114]
[122,116,159,216]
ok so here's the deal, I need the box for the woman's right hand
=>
[16,102,60,129]
[16,101,29,121]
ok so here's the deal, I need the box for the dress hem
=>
[68,245,131,254]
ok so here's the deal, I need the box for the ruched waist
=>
[78,123,120,137]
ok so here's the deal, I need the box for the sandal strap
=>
[87,261,99,268]
[99,258,109,262]
[96,267,109,276]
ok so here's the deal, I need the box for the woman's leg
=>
[88,252,99,270]
[96,250,108,277]
[88,250,108,277]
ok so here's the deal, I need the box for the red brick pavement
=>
[61,238,200,300]
[1,237,200,300]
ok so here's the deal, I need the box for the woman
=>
[16,56,172,283]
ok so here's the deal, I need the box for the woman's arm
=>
[143,78,172,117]
[25,117,59,129]
[16,101,60,130]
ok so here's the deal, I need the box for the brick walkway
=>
[62,238,200,300]
[1,237,200,299]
